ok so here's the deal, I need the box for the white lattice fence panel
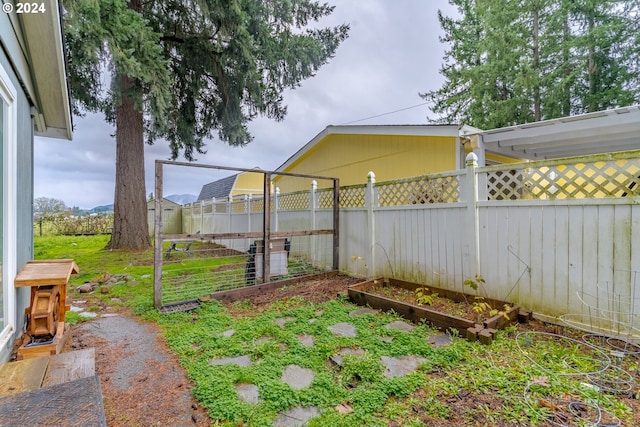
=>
[340,186,365,208]
[214,202,228,213]
[278,191,310,210]
[317,188,335,209]
[251,197,264,213]
[377,175,460,206]
[231,199,248,213]
[486,170,528,200]
[486,156,640,200]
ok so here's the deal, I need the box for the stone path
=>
[209,312,452,425]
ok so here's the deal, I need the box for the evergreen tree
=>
[63,0,349,250]
[423,0,639,129]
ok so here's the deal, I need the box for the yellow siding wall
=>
[231,172,264,196]
[275,134,457,192]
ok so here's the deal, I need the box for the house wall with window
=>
[0,1,72,363]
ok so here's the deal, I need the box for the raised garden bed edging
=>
[347,278,521,342]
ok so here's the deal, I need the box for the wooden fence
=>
[182,151,640,336]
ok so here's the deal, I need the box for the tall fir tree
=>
[63,0,349,250]
[423,0,639,129]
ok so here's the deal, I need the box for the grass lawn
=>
[36,235,638,426]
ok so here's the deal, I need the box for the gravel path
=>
[68,315,210,426]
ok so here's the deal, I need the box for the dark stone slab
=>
[0,375,106,426]
[428,334,452,346]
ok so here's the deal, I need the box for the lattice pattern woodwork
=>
[317,189,335,209]
[377,175,460,206]
[231,200,247,213]
[213,203,228,213]
[340,186,366,208]
[278,192,310,210]
[486,157,640,200]
[251,198,264,213]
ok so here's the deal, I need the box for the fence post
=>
[365,171,376,278]
[310,181,317,264]
[464,153,480,281]
[153,161,163,308]
[247,194,252,250]
[274,187,280,232]
[200,200,204,235]
[227,195,233,248]
[263,172,272,282]
[210,197,216,235]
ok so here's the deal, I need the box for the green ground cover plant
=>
[35,235,638,426]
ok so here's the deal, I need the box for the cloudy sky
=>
[34,1,458,209]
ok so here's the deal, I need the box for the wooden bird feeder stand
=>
[14,259,79,360]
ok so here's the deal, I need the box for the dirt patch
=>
[224,275,362,315]
[365,283,510,324]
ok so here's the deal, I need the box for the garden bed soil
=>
[348,278,519,334]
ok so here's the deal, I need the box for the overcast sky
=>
[34,1,458,209]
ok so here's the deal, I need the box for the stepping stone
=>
[328,322,357,337]
[235,383,259,405]
[335,402,354,414]
[349,307,378,317]
[222,329,235,337]
[297,334,314,347]
[385,320,415,332]
[329,348,365,366]
[428,334,452,347]
[79,312,98,318]
[209,355,252,367]
[380,336,394,343]
[274,405,321,427]
[380,355,426,378]
[275,317,296,328]
[281,365,315,390]
[255,336,271,345]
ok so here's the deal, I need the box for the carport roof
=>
[463,105,640,160]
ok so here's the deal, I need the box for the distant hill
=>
[86,194,196,213]
[165,194,198,205]
[89,204,114,214]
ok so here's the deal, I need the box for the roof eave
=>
[21,0,73,140]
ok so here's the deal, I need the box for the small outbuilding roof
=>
[464,105,640,160]
[197,174,238,201]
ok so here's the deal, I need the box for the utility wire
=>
[340,102,429,125]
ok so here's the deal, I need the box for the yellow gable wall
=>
[231,171,264,196]
[274,134,457,193]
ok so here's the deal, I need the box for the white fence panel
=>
[176,151,640,336]
[371,205,469,289]
[340,209,369,277]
